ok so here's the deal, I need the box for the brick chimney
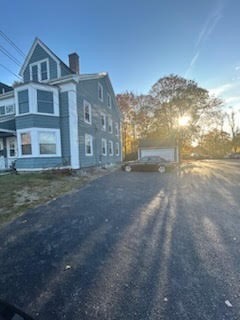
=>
[68,52,80,74]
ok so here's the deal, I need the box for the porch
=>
[0,130,17,170]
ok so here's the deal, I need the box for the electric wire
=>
[0,30,25,57]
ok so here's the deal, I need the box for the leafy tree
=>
[200,129,231,157]
[149,74,223,143]
[225,109,240,152]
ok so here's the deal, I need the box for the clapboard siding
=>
[16,157,63,169]
[77,77,121,168]
[59,92,71,165]
[15,115,60,129]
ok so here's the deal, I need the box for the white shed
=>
[138,140,179,163]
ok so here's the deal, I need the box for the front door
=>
[6,137,17,168]
[0,138,5,169]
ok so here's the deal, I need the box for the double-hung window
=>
[108,117,113,133]
[101,113,106,131]
[115,142,120,156]
[85,134,93,156]
[30,59,49,82]
[21,132,32,155]
[18,90,29,114]
[115,122,119,136]
[84,100,92,124]
[102,138,107,156]
[108,140,113,156]
[39,131,57,155]
[37,90,54,114]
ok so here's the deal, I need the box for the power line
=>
[0,63,22,80]
[0,45,22,66]
[0,30,25,58]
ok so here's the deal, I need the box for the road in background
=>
[0,160,240,319]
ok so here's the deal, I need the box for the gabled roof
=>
[0,82,13,94]
[19,38,74,76]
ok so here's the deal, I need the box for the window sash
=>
[85,135,93,155]
[39,132,57,155]
[21,133,32,155]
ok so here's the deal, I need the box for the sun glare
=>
[178,116,191,127]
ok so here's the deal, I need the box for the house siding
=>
[77,77,121,168]
[59,92,71,165]
[15,115,60,129]
[60,63,73,77]
[16,157,63,169]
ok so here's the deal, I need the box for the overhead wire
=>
[0,30,25,57]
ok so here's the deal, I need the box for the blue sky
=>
[1,0,240,109]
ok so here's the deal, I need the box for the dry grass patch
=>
[0,168,112,225]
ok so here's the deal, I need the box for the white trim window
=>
[107,93,112,108]
[7,137,17,158]
[30,59,50,82]
[0,138,4,157]
[18,128,61,158]
[38,131,57,155]
[20,132,32,155]
[84,100,92,124]
[37,90,54,114]
[85,134,93,156]
[115,142,120,156]
[101,138,107,156]
[101,113,106,131]
[0,104,15,115]
[108,117,113,133]
[108,140,113,156]
[115,122,119,136]
[98,83,103,102]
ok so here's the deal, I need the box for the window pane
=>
[31,65,38,81]
[41,61,48,80]
[0,106,5,115]
[21,133,32,155]
[6,105,14,114]
[18,90,29,114]
[37,90,54,114]
[39,132,57,155]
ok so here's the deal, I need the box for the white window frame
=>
[115,122,119,136]
[0,104,15,116]
[18,130,32,157]
[98,83,103,102]
[7,137,17,158]
[107,93,112,108]
[15,84,59,117]
[38,131,58,156]
[85,134,93,156]
[108,117,113,134]
[115,142,120,156]
[29,58,50,82]
[108,140,113,156]
[101,113,106,131]
[17,128,61,158]
[84,100,92,124]
[101,138,107,156]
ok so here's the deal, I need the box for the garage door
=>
[140,148,175,161]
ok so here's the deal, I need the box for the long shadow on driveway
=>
[0,165,239,319]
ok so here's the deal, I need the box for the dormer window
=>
[30,59,49,82]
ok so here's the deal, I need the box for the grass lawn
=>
[0,168,108,225]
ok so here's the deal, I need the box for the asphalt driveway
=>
[0,160,240,319]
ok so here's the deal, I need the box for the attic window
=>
[30,59,49,82]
